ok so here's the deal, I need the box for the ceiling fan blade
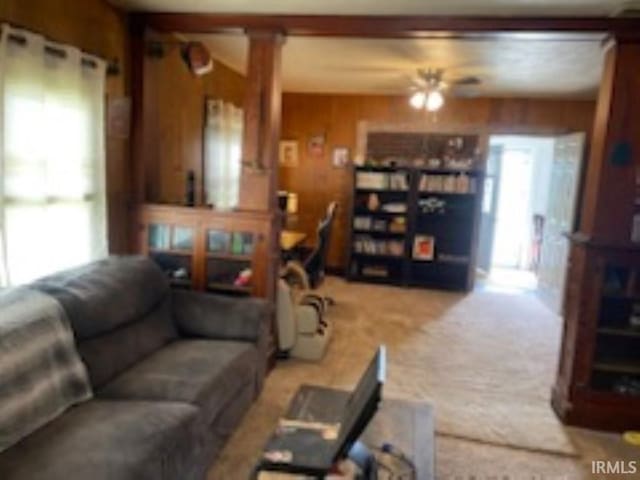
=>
[410,75,427,88]
[451,76,482,86]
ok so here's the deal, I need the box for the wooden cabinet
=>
[136,204,279,301]
[552,234,640,431]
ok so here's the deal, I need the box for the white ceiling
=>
[111,0,629,17]
[189,35,604,98]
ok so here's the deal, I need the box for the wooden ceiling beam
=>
[136,13,640,37]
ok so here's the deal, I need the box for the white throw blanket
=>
[0,288,92,453]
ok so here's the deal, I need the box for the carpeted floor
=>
[209,277,638,479]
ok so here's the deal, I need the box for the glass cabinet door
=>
[206,229,254,295]
[148,224,194,289]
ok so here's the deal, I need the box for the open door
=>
[537,132,585,313]
[477,145,503,274]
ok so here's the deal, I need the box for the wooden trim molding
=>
[137,13,640,37]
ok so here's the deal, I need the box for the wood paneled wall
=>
[1,0,131,254]
[142,38,246,206]
[280,93,596,269]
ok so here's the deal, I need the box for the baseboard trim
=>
[326,266,346,277]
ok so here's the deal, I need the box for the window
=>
[203,98,243,210]
[0,25,107,286]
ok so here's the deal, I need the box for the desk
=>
[281,230,307,252]
[256,398,434,479]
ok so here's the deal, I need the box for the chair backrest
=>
[305,202,338,288]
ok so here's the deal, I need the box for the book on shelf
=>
[355,170,409,191]
[372,219,387,232]
[419,173,476,194]
[356,171,388,190]
[388,172,409,190]
[353,215,406,234]
[353,216,372,230]
[353,236,404,256]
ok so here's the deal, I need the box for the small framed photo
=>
[308,134,325,158]
[332,147,350,168]
[279,140,299,167]
[413,235,435,261]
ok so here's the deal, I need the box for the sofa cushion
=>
[98,340,257,424]
[31,256,170,340]
[0,400,209,480]
[77,295,177,389]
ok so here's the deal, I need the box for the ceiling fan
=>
[409,68,481,112]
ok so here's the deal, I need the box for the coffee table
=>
[256,398,434,479]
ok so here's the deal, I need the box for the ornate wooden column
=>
[553,36,640,431]
[239,30,284,212]
[579,37,640,242]
[237,30,285,345]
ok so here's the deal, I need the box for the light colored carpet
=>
[209,277,638,479]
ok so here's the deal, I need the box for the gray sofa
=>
[0,256,270,480]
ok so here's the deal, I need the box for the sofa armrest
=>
[171,290,269,343]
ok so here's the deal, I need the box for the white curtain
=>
[0,24,107,286]
[204,98,243,210]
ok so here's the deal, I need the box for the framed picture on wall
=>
[279,140,299,167]
[332,147,350,168]
[308,134,325,158]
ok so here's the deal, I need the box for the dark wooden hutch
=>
[552,235,640,430]
[551,34,640,431]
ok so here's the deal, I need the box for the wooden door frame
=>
[134,13,640,38]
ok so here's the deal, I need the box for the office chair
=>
[303,201,338,289]
[276,203,338,361]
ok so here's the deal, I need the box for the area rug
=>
[324,279,579,457]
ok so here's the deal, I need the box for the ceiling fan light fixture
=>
[409,91,426,109]
[425,90,444,112]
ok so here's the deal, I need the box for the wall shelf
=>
[206,252,253,262]
[597,327,640,338]
[593,361,640,376]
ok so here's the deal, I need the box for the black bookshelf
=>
[346,134,484,291]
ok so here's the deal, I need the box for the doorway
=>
[477,134,585,312]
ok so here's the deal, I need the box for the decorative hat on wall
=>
[180,41,214,76]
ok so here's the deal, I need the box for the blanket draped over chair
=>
[0,288,92,453]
